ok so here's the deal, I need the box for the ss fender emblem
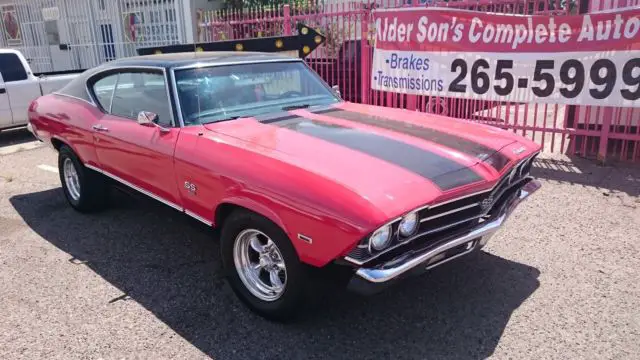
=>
[184,181,197,194]
[513,146,526,155]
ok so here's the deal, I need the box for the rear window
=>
[0,53,28,82]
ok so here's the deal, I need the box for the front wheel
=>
[221,210,307,321]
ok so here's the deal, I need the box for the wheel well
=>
[51,138,64,151]
[214,203,243,228]
[214,203,285,234]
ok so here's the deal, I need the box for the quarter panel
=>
[28,94,100,165]
[0,77,12,128]
[7,79,42,125]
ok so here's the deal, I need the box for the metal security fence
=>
[0,0,186,73]
[198,0,640,163]
[1,0,637,162]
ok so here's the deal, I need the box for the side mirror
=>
[137,111,158,125]
[137,111,169,133]
[332,85,341,98]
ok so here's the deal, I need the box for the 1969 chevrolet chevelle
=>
[27,52,541,320]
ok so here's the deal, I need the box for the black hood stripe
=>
[265,115,483,191]
[313,108,510,172]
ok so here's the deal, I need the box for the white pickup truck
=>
[0,49,82,132]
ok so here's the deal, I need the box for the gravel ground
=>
[0,129,639,360]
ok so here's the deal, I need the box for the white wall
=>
[0,0,196,72]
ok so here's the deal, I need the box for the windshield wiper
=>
[281,104,310,111]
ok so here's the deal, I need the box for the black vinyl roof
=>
[109,51,299,69]
[55,51,301,105]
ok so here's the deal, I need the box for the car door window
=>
[110,71,172,127]
[0,53,28,82]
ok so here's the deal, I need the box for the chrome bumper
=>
[347,179,541,293]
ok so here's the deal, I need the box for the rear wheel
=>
[58,145,109,212]
[221,210,307,321]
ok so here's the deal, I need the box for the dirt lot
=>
[1,128,639,360]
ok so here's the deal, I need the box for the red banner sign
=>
[372,7,640,107]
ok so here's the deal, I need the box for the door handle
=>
[92,124,109,132]
[0,88,6,94]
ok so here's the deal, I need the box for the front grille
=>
[345,152,539,265]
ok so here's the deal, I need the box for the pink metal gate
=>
[199,0,640,162]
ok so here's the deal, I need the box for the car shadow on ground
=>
[0,127,35,147]
[11,188,540,360]
[532,157,640,197]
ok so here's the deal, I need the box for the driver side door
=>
[89,68,182,208]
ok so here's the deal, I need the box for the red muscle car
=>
[27,52,541,321]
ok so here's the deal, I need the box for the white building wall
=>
[0,0,198,72]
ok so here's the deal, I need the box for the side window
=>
[110,71,172,126]
[0,53,28,82]
[92,74,118,111]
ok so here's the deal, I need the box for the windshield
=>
[174,61,340,125]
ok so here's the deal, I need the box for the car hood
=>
[203,102,539,219]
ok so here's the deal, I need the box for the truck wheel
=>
[58,145,108,212]
[220,210,307,321]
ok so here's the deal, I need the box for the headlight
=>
[398,212,419,237]
[369,224,392,251]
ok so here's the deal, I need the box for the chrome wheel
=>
[233,229,287,302]
[63,158,81,201]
